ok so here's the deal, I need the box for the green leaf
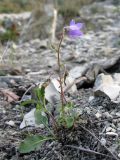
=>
[57,116,65,126]
[19,135,53,153]
[34,86,45,101]
[35,109,48,126]
[36,103,43,110]
[65,116,74,128]
[39,86,45,100]
[21,99,36,107]
[65,102,74,109]
[50,44,58,52]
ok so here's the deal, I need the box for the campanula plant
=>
[55,19,84,125]
[19,19,84,153]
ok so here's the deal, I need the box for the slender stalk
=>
[57,29,65,117]
[44,97,58,131]
[40,116,55,137]
[65,145,113,158]
[47,111,58,131]
[0,41,10,63]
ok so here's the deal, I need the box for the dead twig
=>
[51,8,58,42]
[80,125,119,160]
[0,41,11,63]
[0,88,19,103]
[65,145,113,158]
[19,82,39,103]
[64,76,87,93]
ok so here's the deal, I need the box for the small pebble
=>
[39,124,45,129]
[103,112,113,118]
[2,109,6,114]
[95,112,102,119]
[89,96,94,102]
[106,127,116,133]
[100,137,106,146]
[74,108,83,116]
[106,127,112,132]
[118,153,120,158]
[5,120,15,126]
[116,112,120,116]
[106,132,118,137]
[84,107,91,114]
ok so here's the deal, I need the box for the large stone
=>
[0,12,30,21]
[94,73,120,103]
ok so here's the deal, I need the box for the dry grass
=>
[58,0,93,23]
[0,0,39,13]
[34,0,94,23]
[0,0,93,13]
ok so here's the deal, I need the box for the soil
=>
[0,85,120,160]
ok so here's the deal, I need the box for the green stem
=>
[57,29,65,117]
[42,118,55,138]
[48,111,58,131]
[32,136,55,146]
[44,97,58,131]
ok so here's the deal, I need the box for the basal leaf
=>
[65,116,74,128]
[19,135,53,153]
[35,109,48,126]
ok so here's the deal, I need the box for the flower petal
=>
[70,19,75,26]
[67,20,84,38]
[76,23,84,29]
[69,25,78,30]
[69,30,83,38]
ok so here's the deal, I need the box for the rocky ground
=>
[0,0,120,160]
